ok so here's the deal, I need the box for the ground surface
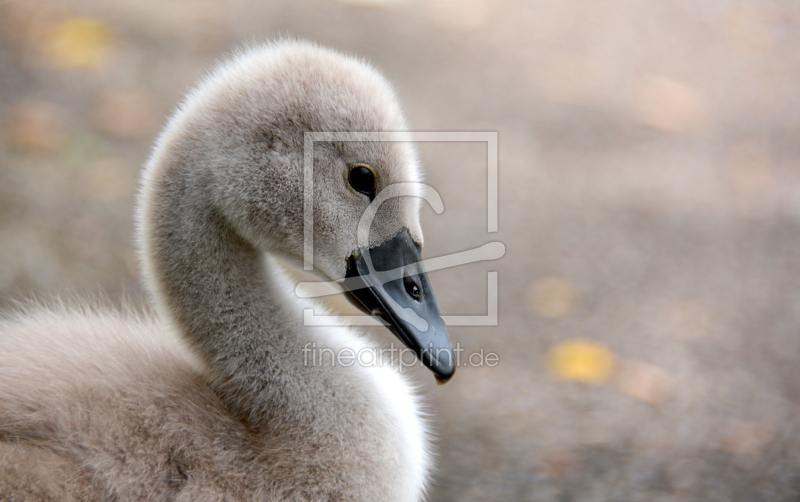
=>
[2,0,800,500]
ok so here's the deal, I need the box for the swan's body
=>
[0,41,454,501]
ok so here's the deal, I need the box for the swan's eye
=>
[349,164,376,201]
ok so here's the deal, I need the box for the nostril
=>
[404,276,421,301]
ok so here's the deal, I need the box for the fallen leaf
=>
[43,16,113,69]
[546,339,615,384]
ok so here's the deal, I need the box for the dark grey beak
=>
[343,228,455,384]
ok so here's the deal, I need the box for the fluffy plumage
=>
[0,40,434,501]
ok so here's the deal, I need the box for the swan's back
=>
[0,305,414,500]
[0,308,260,500]
[0,442,99,501]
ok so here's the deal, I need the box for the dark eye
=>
[349,164,376,200]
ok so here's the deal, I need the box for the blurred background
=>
[2,0,800,500]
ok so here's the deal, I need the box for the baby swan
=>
[0,40,454,501]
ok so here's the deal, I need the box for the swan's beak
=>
[344,228,455,383]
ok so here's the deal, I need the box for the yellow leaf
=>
[546,339,615,384]
[528,277,575,319]
[44,17,112,69]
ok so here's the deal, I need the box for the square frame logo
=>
[299,131,501,327]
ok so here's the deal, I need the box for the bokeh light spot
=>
[615,359,674,404]
[8,101,65,151]
[546,339,615,384]
[635,76,706,134]
[43,17,112,69]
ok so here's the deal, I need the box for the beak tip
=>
[345,227,457,384]
[434,366,456,385]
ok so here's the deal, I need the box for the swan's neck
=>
[144,181,324,429]
[141,164,430,499]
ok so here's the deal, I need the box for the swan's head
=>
[142,40,454,381]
